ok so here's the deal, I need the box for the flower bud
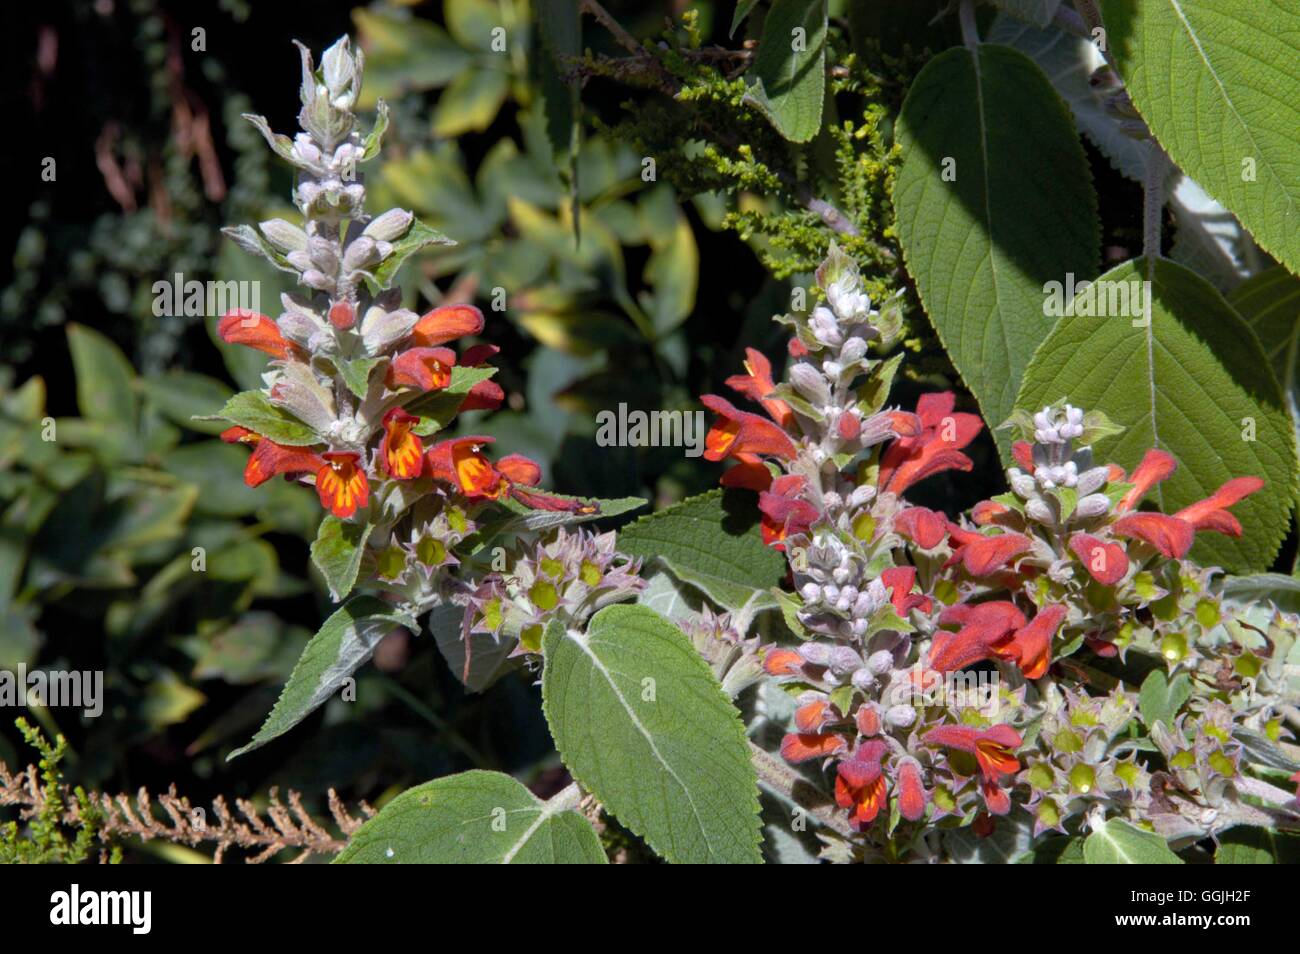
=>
[1075,492,1111,518]
[260,218,309,252]
[798,642,833,667]
[867,650,894,675]
[363,208,414,242]
[885,704,917,729]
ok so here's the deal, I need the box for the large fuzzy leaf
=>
[894,43,1100,446]
[334,770,606,864]
[743,0,828,142]
[1016,258,1297,572]
[230,596,415,758]
[542,605,762,863]
[1084,817,1183,864]
[616,489,785,613]
[1229,267,1300,460]
[1101,0,1300,275]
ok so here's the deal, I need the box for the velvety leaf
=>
[230,596,416,758]
[1229,266,1300,463]
[368,217,455,290]
[206,390,321,446]
[616,489,786,613]
[894,43,1100,444]
[427,601,516,693]
[334,770,606,864]
[406,366,499,437]
[991,0,1062,28]
[310,516,374,602]
[1101,0,1300,275]
[744,0,828,143]
[141,372,235,435]
[1016,258,1297,572]
[1083,817,1183,864]
[1138,669,1192,731]
[1215,827,1300,864]
[542,605,762,863]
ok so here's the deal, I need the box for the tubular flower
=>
[719,453,774,492]
[896,757,928,821]
[217,310,295,359]
[426,436,507,500]
[992,604,1067,679]
[895,506,947,549]
[316,451,369,518]
[387,347,456,392]
[700,394,797,462]
[877,391,981,494]
[1117,448,1177,510]
[458,344,505,412]
[780,731,848,764]
[1068,533,1127,585]
[380,407,424,479]
[947,525,1033,576]
[923,724,1022,815]
[880,566,932,616]
[221,426,323,487]
[1113,475,1262,558]
[726,347,794,429]
[758,475,818,549]
[930,601,1026,672]
[835,741,889,829]
[409,303,484,347]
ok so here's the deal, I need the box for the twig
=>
[749,740,855,838]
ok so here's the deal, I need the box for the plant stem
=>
[749,740,855,838]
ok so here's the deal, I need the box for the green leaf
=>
[67,324,137,426]
[1083,818,1183,864]
[616,489,786,613]
[368,217,455,290]
[991,0,1062,28]
[427,601,516,692]
[352,9,471,105]
[1229,266,1300,468]
[1101,0,1300,275]
[494,491,647,533]
[142,372,235,436]
[1015,258,1298,572]
[1138,669,1192,731]
[542,605,762,863]
[1215,826,1300,864]
[334,771,606,864]
[220,224,300,275]
[894,44,1100,446]
[230,596,415,758]
[1219,573,1300,614]
[310,516,373,602]
[338,356,388,401]
[431,69,510,138]
[731,0,762,37]
[743,0,828,142]
[205,390,321,446]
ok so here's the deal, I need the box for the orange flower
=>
[316,451,370,518]
[458,344,504,412]
[897,757,928,822]
[834,741,889,829]
[725,347,793,429]
[930,601,1025,672]
[217,310,294,359]
[409,303,484,347]
[426,436,506,499]
[946,525,1033,576]
[779,731,847,763]
[1117,448,1177,510]
[923,724,1021,780]
[1173,476,1263,535]
[1068,533,1127,585]
[991,604,1067,680]
[380,408,424,480]
[387,347,456,392]
[221,427,323,487]
[700,394,796,462]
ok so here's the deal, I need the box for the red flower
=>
[387,347,456,392]
[1011,440,1035,473]
[700,394,797,462]
[426,436,506,500]
[971,500,1014,527]
[780,732,847,763]
[881,566,932,616]
[726,347,793,429]
[409,303,484,347]
[1174,476,1263,535]
[380,407,424,480]
[758,475,817,549]
[895,506,947,549]
[922,724,1021,814]
[1068,533,1127,585]
[328,300,356,330]
[316,451,369,518]
[217,310,295,359]
[1117,448,1177,510]
[930,601,1025,672]
[835,741,889,829]
[878,392,981,494]
[992,604,1067,679]
[719,454,774,492]
[458,344,504,412]
[947,525,1033,576]
[794,698,836,733]
[896,757,928,822]
[1112,512,1195,558]
[763,648,805,677]
[221,426,323,488]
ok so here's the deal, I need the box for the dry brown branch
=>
[0,758,374,864]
